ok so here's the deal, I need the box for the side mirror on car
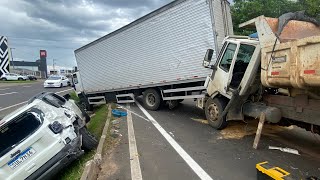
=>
[203,49,214,68]
[63,94,71,100]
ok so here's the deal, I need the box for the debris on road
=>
[191,118,209,124]
[269,146,300,155]
[112,119,121,125]
[110,128,121,138]
[112,109,127,117]
[169,132,175,137]
[256,161,292,180]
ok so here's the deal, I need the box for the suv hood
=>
[45,80,61,83]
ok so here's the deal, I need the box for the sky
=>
[0,0,174,68]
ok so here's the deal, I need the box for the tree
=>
[231,0,318,35]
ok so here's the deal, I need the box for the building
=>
[47,65,74,76]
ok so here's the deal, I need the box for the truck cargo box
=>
[74,0,233,94]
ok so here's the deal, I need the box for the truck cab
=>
[202,15,320,135]
[202,36,262,129]
[205,36,260,98]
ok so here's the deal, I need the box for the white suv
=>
[0,92,97,180]
[0,73,28,81]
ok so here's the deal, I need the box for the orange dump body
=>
[259,17,320,89]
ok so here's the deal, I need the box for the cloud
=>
[0,0,172,67]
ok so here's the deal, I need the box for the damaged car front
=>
[0,92,97,180]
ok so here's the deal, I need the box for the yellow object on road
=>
[256,161,293,180]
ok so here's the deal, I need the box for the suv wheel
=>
[79,127,98,151]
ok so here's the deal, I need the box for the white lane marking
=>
[135,101,213,180]
[127,104,143,180]
[0,101,26,112]
[0,88,73,112]
[0,88,10,91]
[22,86,31,88]
[0,92,18,96]
[55,88,73,94]
[117,104,149,122]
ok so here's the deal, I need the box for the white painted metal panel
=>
[75,0,231,93]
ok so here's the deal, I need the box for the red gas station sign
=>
[40,50,47,58]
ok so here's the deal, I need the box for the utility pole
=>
[53,59,56,75]
[10,48,15,70]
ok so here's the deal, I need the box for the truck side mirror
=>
[203,49,214,68]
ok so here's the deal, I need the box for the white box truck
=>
[73,0,233,111]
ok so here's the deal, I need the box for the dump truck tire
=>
[205,97,228,130]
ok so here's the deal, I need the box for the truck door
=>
[207,42,238,98]
[228,43,259,96]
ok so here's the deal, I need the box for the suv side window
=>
[44,94,66,107]
[219,43,237,72]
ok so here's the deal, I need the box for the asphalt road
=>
[0,80,73,119]
[102,99,320,180]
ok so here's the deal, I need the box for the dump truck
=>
[200,14,320,134]
[73,0,233,111]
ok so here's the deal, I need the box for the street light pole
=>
[53,59,56,75]
[10,48,15,70]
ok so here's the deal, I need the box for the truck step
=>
[88,96,106,105]
[162,86,206,100]
[116,93,135,103]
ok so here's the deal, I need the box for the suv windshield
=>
[48,76,61,80]
[0,113,42,158]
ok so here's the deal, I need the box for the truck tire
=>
[79,127,98,151]
[1,78,7,81]
[18,78,23,81]
[77,103,91,123]
[143,88,162,110]
[205,97,228,130]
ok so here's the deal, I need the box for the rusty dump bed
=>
[240,16,320,89]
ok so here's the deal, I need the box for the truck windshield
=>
[0,113,41,158]
[219,43,237,72]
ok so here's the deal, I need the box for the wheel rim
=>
[208,103,219,122]
[146,93,156,107]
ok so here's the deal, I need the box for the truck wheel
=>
[18,78,23,81]
[205,97,228,130]
[79,127,98,151]
[77,103,91,123]
[1,78,7,81]
[143,88,162,110]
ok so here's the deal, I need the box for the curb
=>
[80,105,112,180]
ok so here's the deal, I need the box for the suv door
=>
[6,74,13,80]
[12,74,18,81]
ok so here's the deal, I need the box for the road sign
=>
[0,36,10,77]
